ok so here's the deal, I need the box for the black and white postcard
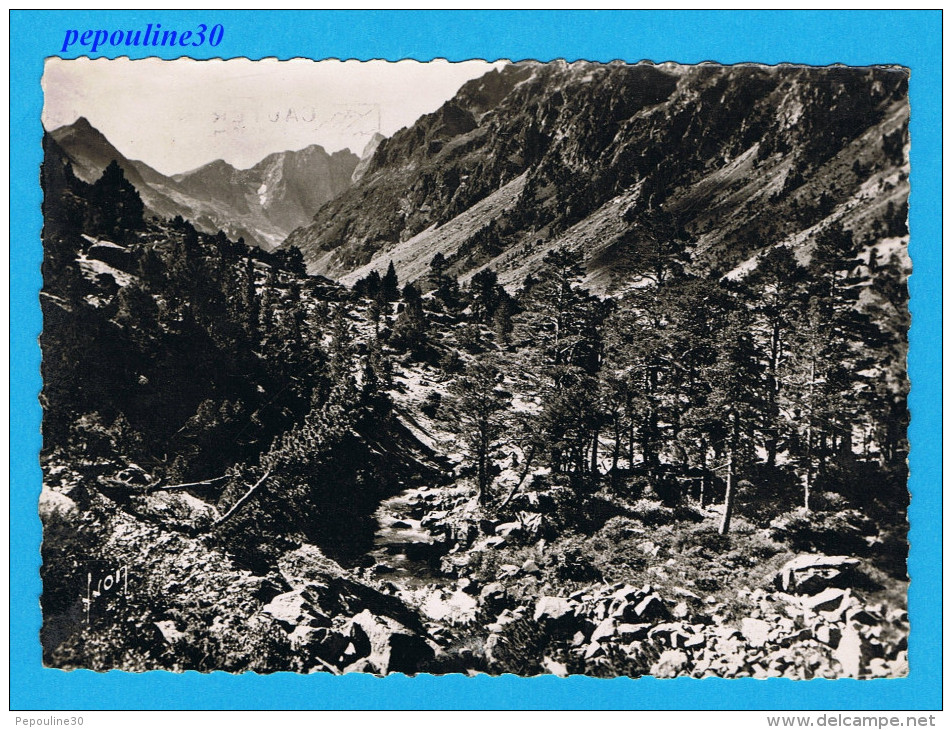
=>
[37,55,913,681]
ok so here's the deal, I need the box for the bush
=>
[505,474,585,534]
[438,350,464,375]
[769,508,876,555]
[737,464,802,524]
[486,618,549,675]
[421,391,442,418]
[543,534,604,584]
[599,515,645,542]
[609,473,649,500]
[628,499,676,526]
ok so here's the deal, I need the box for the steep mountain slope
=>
[49,117,189,224]
[50,118,359,249]
[283,62,908,293]
[351,132,386,184]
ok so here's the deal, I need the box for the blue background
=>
[9,9,942,710]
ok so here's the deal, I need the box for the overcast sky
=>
[43,57,503,175]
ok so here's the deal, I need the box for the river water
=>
[367,485,480,624]
[368,487,445,588]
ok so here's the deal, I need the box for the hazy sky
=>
[42,57,504,175]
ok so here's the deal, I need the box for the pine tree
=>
[787,223,887,507]
[428,252,460,310]
[136,247,166,289]
[115,281,159,347]
[522,247,602,379]
[702,309,768,533]
[381,261,399,302]
[241,255,260,341]
[391,292,429,358]
[86,160,144,241]
[741,246,809,466]
[470,268,500,324]
[259,267,279,332]
[448,358,511,504]
[492,295,515,345]
[354,270,381,299]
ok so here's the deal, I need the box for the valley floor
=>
[40,453,909,679]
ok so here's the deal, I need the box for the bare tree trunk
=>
[804,357,816,511]
[590,428,600,479]
[719,445,734,536]
[214,469,272,527]
[611,424,620,473]
[628,422,635,469]
[700,438,708,508]
[497,443,537,511]
[144,474,228,493]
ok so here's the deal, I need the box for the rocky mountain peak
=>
[49,118,359,250]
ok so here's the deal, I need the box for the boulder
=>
[521,559,543,577]
[775,555,861,594]
[421,511,449,529]
[473,536,507,551]
[244,575,286,603]
[776,627,812,648]
[609,584,642,603]
[542,656,568,677]
[421,589,478,624]
[672,601,690,619]
[534,596,574,622]
[137,491,217,528]
[887,608,909,624]
[801,588,850,615]
[632,594,669,622]
[616,623,652,642]
[846,607,881,626]
[262,591,310,627]
[38,488,78,521]
[479,518,499,535]
[288,624,320,651]
[277,544,343,590]
[479,582,508,612]
[494,521,523,538]
[650,649,689,678]
[306,627,355,667]
[458,577,478,595]
[683,632,706,649]
[485,607,521,633]
[650,622,691,649]
[154,620,185,644]
[304,575,427,635]
[740,618,772,648]
[672,586,703,604]
[814,624,842,647]
[533,596,579,638]
[496,564,521,579]
[347,610,436,675]
[88,241,133,271]
[583,642,606,660]
[590,617,617,643]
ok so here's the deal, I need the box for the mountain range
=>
[283,61,909,294]
[48,117,358,249]
[48,61,909,291]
